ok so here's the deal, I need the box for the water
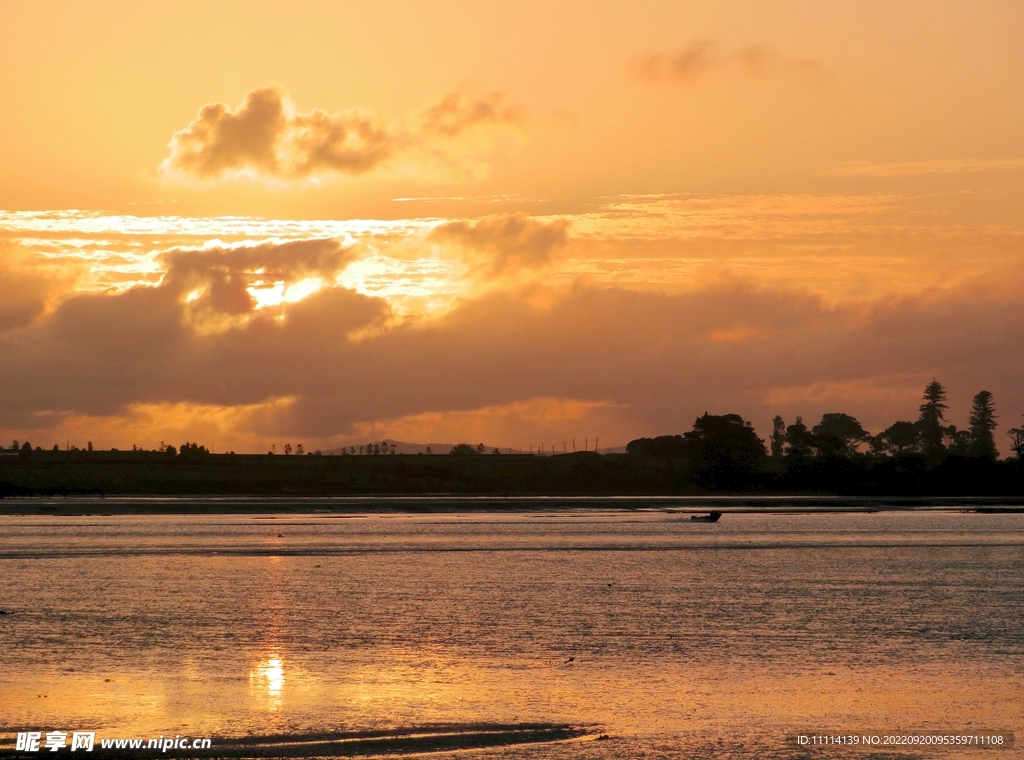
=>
[1,505,1021,758]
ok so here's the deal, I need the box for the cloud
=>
[156,238,358,333]
[7,196,1022,331]
[0,243,52,332]
[163,238,352,291]
[169,87,286,178]
[631,41,827,86]
[161,87,395,180]
[420,89,525,137]
[430,213,569,275]
[161,86,525,183]
[3,261,1023,452]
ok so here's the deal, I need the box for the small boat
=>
[690,511,722,522]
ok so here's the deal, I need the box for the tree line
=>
[625,380,1024,493]
[630,379,1022,462]
[5,380,1023,468]
[768,381,1018,460]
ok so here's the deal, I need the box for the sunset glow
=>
[2,1,1023,453]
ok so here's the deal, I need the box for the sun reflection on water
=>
[250,654,286,711]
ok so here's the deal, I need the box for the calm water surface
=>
[1,506,1021,758]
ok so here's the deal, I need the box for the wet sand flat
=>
[1,509,1021,758]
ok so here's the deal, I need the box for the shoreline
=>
[2,494,1024,516]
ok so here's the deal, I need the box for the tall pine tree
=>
[968,390,997,460]
[917,379,949,457]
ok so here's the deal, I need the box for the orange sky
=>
[1,0,1023,453]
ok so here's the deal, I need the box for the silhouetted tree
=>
[968,390,997,460]
[87,441,93,452]
[917,379,949,456]
[165,444,177,456]
[873,421,920,455]
[770,415,786,458]
[784,416,813,457]
[1007,416,1024,459]
[296,444,304,455]
[450,443,481,455]
[812,413,870,456]
[425,445,432,455]
[682,413,766,488]
[177,442,209,461]
[944,426,971,456]
[284,443,293,455]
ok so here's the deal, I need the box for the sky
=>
[1,0,1023,454]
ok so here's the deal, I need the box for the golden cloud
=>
[3,257,1023,448]
[420,89,526,137]
[0,242,53,332]
[161,86,526,183]
[159,238,359,333]
[430,212,569,275]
